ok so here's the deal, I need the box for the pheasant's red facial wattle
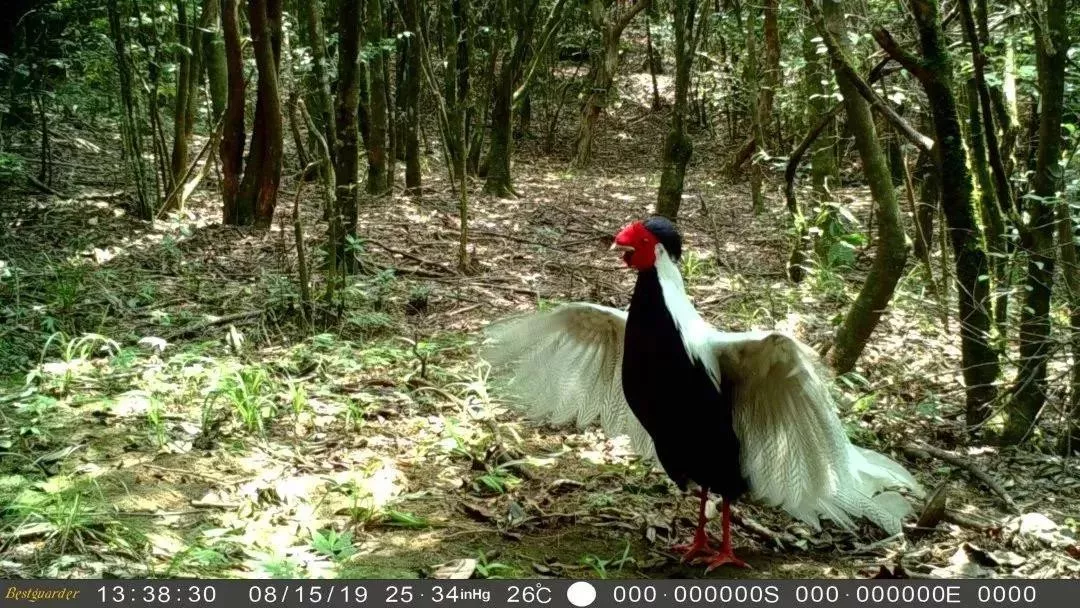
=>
[613,221,659,270]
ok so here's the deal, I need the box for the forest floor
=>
[2,71,1080,580]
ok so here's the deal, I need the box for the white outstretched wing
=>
[704,330,925,535]
[482,303,656,460]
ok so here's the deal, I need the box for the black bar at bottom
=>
[3,579,1075,608]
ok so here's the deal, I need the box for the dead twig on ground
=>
[731,510,801,549]
[25,173,67,197]
[902,442,1020,514]
[368,239,458,274]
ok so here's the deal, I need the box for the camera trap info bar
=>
[3,579,1079,608]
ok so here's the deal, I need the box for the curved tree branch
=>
[613,0,652,37]
[803,0,935,154]
[872,27,930,81]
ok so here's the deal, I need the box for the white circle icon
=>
[567,581,597,607]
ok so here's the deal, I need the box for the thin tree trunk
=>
[403,0,422,192]
[286,91,310,173]
[645,16,661,110]
[185,0,205,138]
[301,0,337,169]
[107,0,154,219]
[384,25,397,192]
[483,0,540,196]
[572,0,651,168]
[169,0,192,191]
[806,0,907,375]
[960,0,1014,222]
[914,145,937,262]
[219,0,245,224]
[1002,0,1067,444]
[655,0,708,220]
[468,20,496,176]
[760,0,780,147]
[902,149,934,280]
[1058,196,1080,454]
[299,99,342,305]
[965,78,1008,335]
[803,30,837,194]
[959,0,1012,333]
[136,0,171,200]
[442,0,465,180]
[739,0,765,214]
[335,0,361,271]
[364,0,389,195]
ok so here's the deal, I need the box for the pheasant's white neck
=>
[652,245,718,382]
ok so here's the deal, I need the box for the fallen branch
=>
[732,510,801,549]
[162,310,264,341]
[943,509,995,531]
[902,442,1020,514]
[25,173,67,197]
[368,239,458,275]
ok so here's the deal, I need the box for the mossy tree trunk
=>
[965,78,1008,335]
[805,0,907,375]
[655,0,708,220]
[1002,0,1067,444]
[959,0,1011,333]
[872,0,1000,429]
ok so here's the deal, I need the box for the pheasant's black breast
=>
[620,268,749,501]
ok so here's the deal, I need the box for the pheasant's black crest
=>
[642,216,682,262]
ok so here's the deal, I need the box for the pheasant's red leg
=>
[704,498,750,571]
[671,488,716,562]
